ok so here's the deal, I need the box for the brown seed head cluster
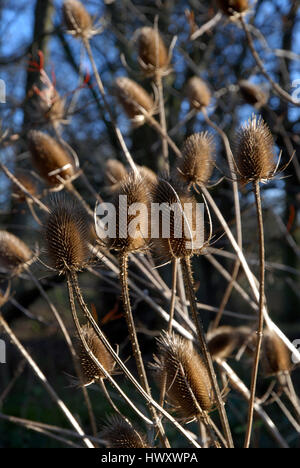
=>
[217,0,249,16]
[186,76,211,110]
[151,178,204,260]
[235,115,276,185]
[28,131,75,186]
[155,333,213,418]
[262,330,292,376]
[178,132,215,187]
[101,415,150,448]
[63,0,93,38]
[207,326,252,360]
[45,196,92,274]
[77,324,115,386]
[136,27,169,76]
[239,80,268,109]
[0,231,32,273]
[13,170,38,202]
[114,77,155,126]
[108,174,151,253]
[105,159,128,193]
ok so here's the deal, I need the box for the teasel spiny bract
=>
[28,130,76,188]
[101,415,150,448]
[153,332,214,419]
[45,195,93,274]
[135,26,171,77]
[178,132,215,188]
[0,231,33,275]
[186,76,211,111]
[114,77,156,127]
[234,115,277,186]
[76,324,116,386]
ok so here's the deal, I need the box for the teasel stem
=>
[26,268,98,440]
[82,37,139,177]
[155,73,169,172]
[202,108,242,330]
[67,269,201,448]
[119,253,170,448]
[159,258,178,409]
[0,313,94,448]
[181,256,234,448]
[66,272,154,427]
[244,180,265,448]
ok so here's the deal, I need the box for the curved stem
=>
[244,181,265,448]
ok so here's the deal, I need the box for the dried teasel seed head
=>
[107,174,151,253]
[63,0,93,38]
[216,0,249,16]
[235,115,276,185]
[179,132,215,187]
[208,326,239,360]
[151,177,205,260]
[76,324,115,386]
[239,80,268,109]
[154,333,214,418]
[28,131,75,187]
[138,165,158,190]
[13,170,38,202]
[105,159,128,194]
[207,326,253,360]
[136,27,169,76]
[114,77,155,126]
[0,231,32,273]
[262,330,292,377]
[45,196,92,274]
[186,76,211,110]
[101,415,150,448]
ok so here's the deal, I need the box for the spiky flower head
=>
[239,80,268,109]
[154,333,214,418]
[101,415,150,448]
[136,26,170,77]
[63,0,95,39]
[13,170,38,203]
[178,132,215,187]
[45,196,92,274]
[76,324,115,386]
[0,231,32,274]
[151,177,205,261]
[114,77,155,126]
[106,174,151,254]
[186,76,211,110]
[262,330,292,377]
[235,115,276,185]
[28,131,75,187]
